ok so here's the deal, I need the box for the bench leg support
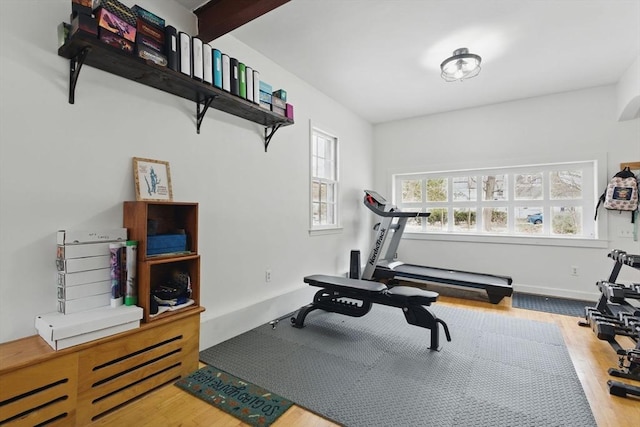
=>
[402,305,452,351]
[291,289,374,328]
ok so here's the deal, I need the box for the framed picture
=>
[133,157,173,201]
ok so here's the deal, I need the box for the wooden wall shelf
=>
[620,162,640,171]
[58,32,293,151]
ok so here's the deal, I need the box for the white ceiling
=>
[176,0,640,124]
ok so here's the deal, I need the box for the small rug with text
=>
[174,365,293,426]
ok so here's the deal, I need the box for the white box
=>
[35,305,143,350]
[56,255,110,273]
[38,320,140,351]
[58,268,111,287]
[57,242,112,259]
[57,292,111,314]
[57,228,127,245]
[57,280,111,300]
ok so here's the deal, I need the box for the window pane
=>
[317,138,325,159]
[550,170,582,200]
[403,208,423,230]
[453,208,476,232]
[426,208,448,231]
[317,158,326,179]
[312,157,317,177]
[514,207,544,234]
[551,206,582,235]
[515,173,543,200]
[312,202,320,225]
[482,175,507,201]
[312,181,320,202]
[453,176,477,201]
[426,178,447,202]
[325,159,334,180]
[326,183,334,203]
[401,180,422,202]
[319,183,327,202]
[325,139,333,161]
[482,207,507,233]
[327,203,335,224]
[320,203,327,224]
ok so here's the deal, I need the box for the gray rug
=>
[512,292,595,317]
[200,304,597,427]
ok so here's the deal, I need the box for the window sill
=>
[403,231,608,249]
[309,227,343,236]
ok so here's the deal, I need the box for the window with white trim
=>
[310,127,339,230]
[393,161,597,238]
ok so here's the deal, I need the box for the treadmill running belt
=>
[391,264,512,289]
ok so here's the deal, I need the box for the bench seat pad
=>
[387,286,438,305]
[304,275,387,293]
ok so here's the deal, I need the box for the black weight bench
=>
[291,274,451,350]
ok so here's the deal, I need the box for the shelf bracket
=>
[68,47,91,104]
[196,96,217,134]
[264,124,283,152]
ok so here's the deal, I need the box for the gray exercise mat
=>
[200,304,597,427]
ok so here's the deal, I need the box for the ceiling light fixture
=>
[440,48,482,82]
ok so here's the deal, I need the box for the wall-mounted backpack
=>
[595,166,638,223]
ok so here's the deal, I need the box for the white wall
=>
[0,0,374,344]
[617,55,640,121]
[373,86,640,300]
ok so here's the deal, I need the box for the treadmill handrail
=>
[364,197,430,218]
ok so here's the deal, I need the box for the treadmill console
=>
[364,190,387,209]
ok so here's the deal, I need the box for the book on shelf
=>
[165,25,178,71]
[213,49,223,89]
[238,62,246,98]
[222,53,230,92]
[179,31,191,77]
[230,57,239,96]
[246,66,254,102]
[191,37,203,81]
[203,43,213,85]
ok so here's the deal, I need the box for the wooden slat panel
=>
[81,366,183,424]
[84,335,185,383]
[1,382,70,423]
[76,313,201,424]
[80,315,198,369]
[2,401,71,427]
[85,351,185,400]
[0,353,78,425]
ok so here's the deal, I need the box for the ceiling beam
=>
[194,0,291,42]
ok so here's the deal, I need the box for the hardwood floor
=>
[95,295,639,427]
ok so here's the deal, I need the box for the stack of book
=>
[132,4,167,65]
[259,81,273,110]
[273,89,294,120]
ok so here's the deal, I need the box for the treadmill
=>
[360,190,513,304]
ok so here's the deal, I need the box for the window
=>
[310,127,339,230]
[393,161,597,239]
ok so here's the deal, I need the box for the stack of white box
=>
[35,228,143,350]
[56,228,127,314]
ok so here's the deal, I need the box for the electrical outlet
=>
[617,229,634,238]
[265,269,272,283]
[571,266,578,276]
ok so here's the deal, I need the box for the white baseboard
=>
[199,286,315,351]
[513,283,600,301]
